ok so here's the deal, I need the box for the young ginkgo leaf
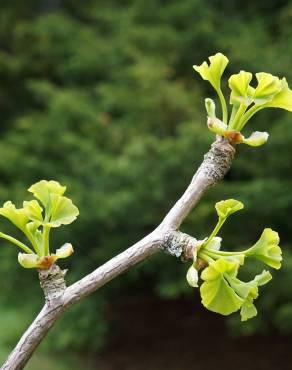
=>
[193,53,229,91]
[225,254,245,266]
[28,180,79,228]
[28,180,66,209]
[264,78,292,111]
[48,193,79,227]
[253,270,273,286]
[0,201,29,232]
[200,258,243,315]
[23,200,43,224]
[228,70,253,106]
[200,256,273,319]
[253,72,282,105]
[215,199,244,219]
[240,299,258,321]
[245,228,282,269]
[230,270,272,321]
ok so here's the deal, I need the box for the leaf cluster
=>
[194,53,292,146]
[0,180,79,269]
[186,199,282,321]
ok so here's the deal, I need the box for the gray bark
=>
[1,137,235,370]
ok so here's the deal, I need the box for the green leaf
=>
[228,70,253,106]
[0,201,29,232]
[242,131,269,147]
[231,279,258,302]
[230,270,272,321]
[193,53,229,90]
[246,228,282,269]
[236,78,292,131]
[200,258,243,315]
[215,199,244,219]
[48,194,79,227]
[240,299,257,321]
[28,180,79,228]
[253,72,282,105]
[23,200,43,223]
[0,180,79,261]
[225,254,245,266]
[28,180,66,208]
[199,252,273,320]
[264,78,292,111]
[253,270,273,286]
[231,271,272,301]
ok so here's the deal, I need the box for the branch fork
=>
[161,230,203,260]
[1,137,235,370]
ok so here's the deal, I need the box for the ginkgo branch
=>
[1,136,235,370]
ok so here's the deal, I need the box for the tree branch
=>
[1,137,235,370]
[160,136,235,230]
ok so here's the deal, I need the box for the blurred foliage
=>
[1,0,292,357]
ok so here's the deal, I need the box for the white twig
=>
[1,137,235,370]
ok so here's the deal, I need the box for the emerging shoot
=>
[194,53,292,146]
[0,180,79,269]
[186,199,282,321]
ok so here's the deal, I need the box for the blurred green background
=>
[1,1,292,369]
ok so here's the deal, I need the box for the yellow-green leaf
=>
[200,258,243,315]
[264,78,292,111]
[228,70,253,106]
[253,72,282,105]
[240,299,258,321]
[246,228,282,269]
[48,194,79,227]
[28,180,66,208]
[23,200,43,223]
[215,199,244,219]
[193,52,229,90]
[0,201,29,232]
[230,270,272,321]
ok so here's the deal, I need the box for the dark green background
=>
[1,1,292,369]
